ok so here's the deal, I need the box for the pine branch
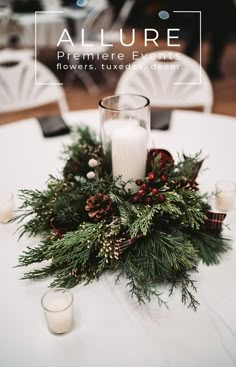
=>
[191,231,231,265]
[118,231,199,308]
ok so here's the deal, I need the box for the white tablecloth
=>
[0,110,236,367]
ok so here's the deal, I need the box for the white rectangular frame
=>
[34,10,202,86]
[35,11,63,86]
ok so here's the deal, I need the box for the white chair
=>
[111,0,136,30]
[115,51,213,113]
[0,57,68,114]
[83,0,137,37]
[40,0,62,11]
[0,5,22,47]
[0,48,34,63]
[63,1,136,94]
[63,6,114,94]
[90,0,136,43]
[83,6,114,35]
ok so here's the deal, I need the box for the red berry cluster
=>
[132,172,167,205]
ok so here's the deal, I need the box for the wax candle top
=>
[41,289,73,312]
[104,118,140,141]
[46,298,69,312]
[111,123,147,141]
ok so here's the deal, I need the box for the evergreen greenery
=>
[14,127,231,310]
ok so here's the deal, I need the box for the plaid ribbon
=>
[116,238,137,255]
[116,210,227,255]
[203,210,226,232]
[51,209,226,256]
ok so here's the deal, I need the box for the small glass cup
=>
[215,180,236,212]
[99,94,150,192]
[0,192,14,224]
[41,288,74,335]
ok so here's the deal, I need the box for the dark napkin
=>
[37,116,70,138]
[151,110,172,130]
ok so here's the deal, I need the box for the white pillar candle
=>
[111,123,148,192]
[104,118,139,142]
[44,298,74,334]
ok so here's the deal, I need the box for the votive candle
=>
[215,180,236,212]
[0,192,14,223]
[41,289,74,334]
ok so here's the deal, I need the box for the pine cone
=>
[85,193,113,221]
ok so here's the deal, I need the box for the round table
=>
[0,110,236,367]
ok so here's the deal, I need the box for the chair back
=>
[82,7,114,37]
[116,51,213,113]
[82,0,136,41]
[112,0,136,30]
[40,0,62,11]
[0,57,68,114]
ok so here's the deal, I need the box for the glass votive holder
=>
[215,180,236,212]
[99,94,150,193]
[41,288,74,335]
[0,192,14,223]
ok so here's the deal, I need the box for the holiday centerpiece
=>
[14,95,230,310]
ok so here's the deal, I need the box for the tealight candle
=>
[0,192,14,223]
[215,180,236,212]
[111,123,148,192]
[41,289,74,334]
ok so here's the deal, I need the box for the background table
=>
[13,7,88,48]
[13,13,66,48]
[0,110,236,367]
